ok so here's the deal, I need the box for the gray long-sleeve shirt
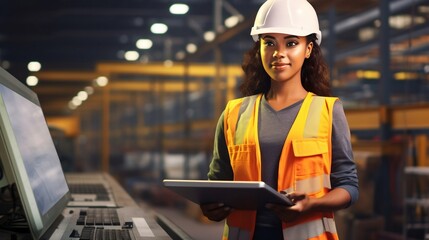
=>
[208,96,359,229]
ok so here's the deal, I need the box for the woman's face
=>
[260,33,313,83]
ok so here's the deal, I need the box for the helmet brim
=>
[251,27,322,45]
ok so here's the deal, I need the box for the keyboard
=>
[79,227,132,240]
[76,209,121,226]
[69,184,110,201]
[71,209,134,240]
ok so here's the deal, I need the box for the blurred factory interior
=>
[1,0,429,239]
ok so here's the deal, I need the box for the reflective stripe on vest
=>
[223,92,339,240]
[235,95,258,145]
[283,217,337,240]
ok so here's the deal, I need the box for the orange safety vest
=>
[222,92,339,240]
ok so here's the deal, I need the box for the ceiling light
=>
[389,15,425,28]
[164,59,173,67]
[72,96,82,106]
[414,16,426,25]
[204,31,216,42]
[418,5,429,14]
[136,39,153,49]
[175,51,186,60]
[77,91,88,101]
[27,61,41,72]
[186,43,197,54]
[68,101,77,110]
[358,27,376,42]
[151,23,168,34]
[170,3,189,15]
[389,15,412,29]
[26,76,38,86]
[124,51,140,61]
[374,19,381,28]
[84,86,94,95]
[224,15,243,28]
[95,76,109,87]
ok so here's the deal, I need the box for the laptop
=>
[0,67,171,239]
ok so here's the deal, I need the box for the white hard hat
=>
[250,0,322,45]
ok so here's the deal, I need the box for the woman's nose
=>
[273,48,285,58]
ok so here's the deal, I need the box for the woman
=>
[201,0,359,239]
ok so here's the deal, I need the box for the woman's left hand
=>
[266,191,312,222]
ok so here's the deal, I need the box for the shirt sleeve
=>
[330,100,359,206]
[207,111,234,180]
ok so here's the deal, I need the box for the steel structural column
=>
[376,0,394,233]
[379,0,392,116]
[327,5,336,84]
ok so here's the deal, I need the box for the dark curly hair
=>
[240,34,331,97]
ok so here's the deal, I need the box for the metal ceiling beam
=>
[35,71,99,81]
[324,0,427,37]
[335,25,429,62]
[95,62,242,77]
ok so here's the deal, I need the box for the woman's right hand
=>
[200,203,232,222]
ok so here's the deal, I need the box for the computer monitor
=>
[0,67,70,239]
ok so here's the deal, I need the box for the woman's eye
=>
[264,41,274,46]
[287,41,298,47]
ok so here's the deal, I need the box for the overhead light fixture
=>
[418,5,429,14]
[169,3,189,15]
[224,15,243,28]
[136,39,153,49]
[204,31,216,42]
[175,51,186,60]
[164,59,173,67]
[77,91,88,101]
[151,23,168,34]
[358,27,376,42]
[124,51,140,61]
[72,96,82,106]
[389,15,425,29]
[26,76,38,86]
[186,43,197,54]
[95,76,109,87]
[84,86,94,95]
[68,101,77,110]
[27,61,41,72]
[374,19,381,28]
[389,15,412,29]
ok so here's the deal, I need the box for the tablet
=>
[163,179,293,210]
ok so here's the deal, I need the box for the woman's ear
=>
[306,42,314,59]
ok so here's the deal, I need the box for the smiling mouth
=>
[271,63,290,70]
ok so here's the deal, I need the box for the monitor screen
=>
[0,67,70,239]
